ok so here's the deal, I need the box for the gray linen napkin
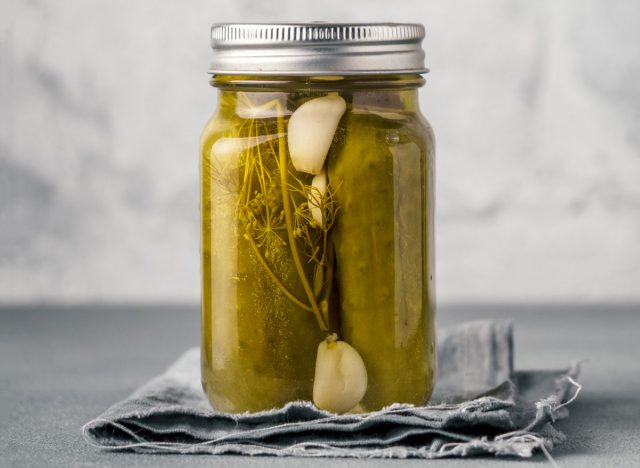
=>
[82,320,581,459]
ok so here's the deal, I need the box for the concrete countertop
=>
[1,304,639,467]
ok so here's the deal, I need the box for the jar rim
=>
[209,74,426,91]
[208,23,429,76]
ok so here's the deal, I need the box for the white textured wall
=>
[1,0,639,303]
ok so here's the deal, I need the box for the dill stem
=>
[275,104,329,332]
[245,231,313,312]
[321,241,335,328]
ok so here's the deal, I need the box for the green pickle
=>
[201,92,325,412]
[201,77,435,413]
[328,109,435,410]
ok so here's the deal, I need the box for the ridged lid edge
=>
[209,22,428,76]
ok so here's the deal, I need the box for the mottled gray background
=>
[1,0,639,304]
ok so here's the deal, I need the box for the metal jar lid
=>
[209,23,428,76]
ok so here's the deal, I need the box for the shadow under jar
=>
[200,23,436,414]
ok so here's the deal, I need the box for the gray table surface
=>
[1,303,639,467]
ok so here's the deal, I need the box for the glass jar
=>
[200,23,436,414]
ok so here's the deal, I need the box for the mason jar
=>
[200,23,436,414]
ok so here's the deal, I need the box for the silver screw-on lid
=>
[209,23,428,75]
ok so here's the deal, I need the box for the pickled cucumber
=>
[327,110,435,410]
[201,92,325,412]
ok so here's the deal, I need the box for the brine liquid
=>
[201,85,435,412]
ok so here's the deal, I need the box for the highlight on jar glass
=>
[200,23,436,414]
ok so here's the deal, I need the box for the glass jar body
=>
[200,76,436,413]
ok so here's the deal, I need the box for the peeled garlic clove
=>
[209,139,245,188]
[211,138,244,170]
[313,335,368,414]
[236,92,289,119]
[211,135,278,176]
[307,168,327,228]
[287,95,346,174]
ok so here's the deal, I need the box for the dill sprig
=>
[213,94,340,332]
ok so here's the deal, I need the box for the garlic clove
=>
[307,168,327,228]
[211,138,244,169]
[287,95,346,174]
[236,92,290,119]
[313,335,368,414]
[211,135,279,175]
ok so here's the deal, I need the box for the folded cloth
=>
[82,320,581,459]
